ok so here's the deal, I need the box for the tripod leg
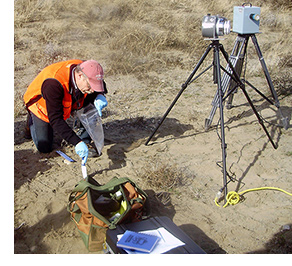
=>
[214,43,228,201]
[145,44,213,145]
[205,35,248,130]
[251,34,288,130]
[243,79,274,105]
[251,35,279,105]
[241,86,278,149]
[226,35,249,108]
[219,44,279,149]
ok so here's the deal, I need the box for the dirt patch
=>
[14,0,292,254]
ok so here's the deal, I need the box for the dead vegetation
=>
[137,159,193,192]
[14,0,292,117]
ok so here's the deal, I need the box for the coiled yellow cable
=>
[215,187,292,208]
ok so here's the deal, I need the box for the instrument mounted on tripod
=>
[145,3,289,203]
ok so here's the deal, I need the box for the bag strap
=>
[67,188,88,213]
[67,176,149,229]
[72,176,132,193]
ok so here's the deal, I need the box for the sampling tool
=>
[81,157,87,179]
[56,150,76,162]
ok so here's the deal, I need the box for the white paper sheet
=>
[117,227,185,254]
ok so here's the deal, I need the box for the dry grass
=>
[14,0,292,117]
[136,158,193,192]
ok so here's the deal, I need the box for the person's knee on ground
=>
[35,139,53,153]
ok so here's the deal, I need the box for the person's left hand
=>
[94,94,108,117]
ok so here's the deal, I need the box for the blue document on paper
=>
[117,230,160,253]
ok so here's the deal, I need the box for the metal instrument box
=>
[233,6,261,34]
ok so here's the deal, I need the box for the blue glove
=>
[75,141,89,163]
[94,94,108,117]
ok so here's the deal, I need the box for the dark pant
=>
[28,112,54,153]
[27,112,91,153]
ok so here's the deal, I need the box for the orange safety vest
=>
[23,59,86,123]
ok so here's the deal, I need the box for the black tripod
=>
[205,34,288,131]
[145,36,287,200]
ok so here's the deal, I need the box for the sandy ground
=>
[13,0,292,255]
[14,69,292,254]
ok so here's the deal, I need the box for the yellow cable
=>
[215,187,292,208]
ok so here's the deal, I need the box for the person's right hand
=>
[75,141,89,163]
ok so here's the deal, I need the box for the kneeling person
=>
[23,59,108,163]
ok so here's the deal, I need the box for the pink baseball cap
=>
[80,60,104,92]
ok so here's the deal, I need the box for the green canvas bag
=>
[67,176,150,251]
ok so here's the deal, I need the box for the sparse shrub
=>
[273,72,292,97]
[138,159,193,192]
[14,0,292,118]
